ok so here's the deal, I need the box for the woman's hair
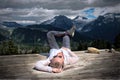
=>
[49,50,64,69]
[49,61,64,69]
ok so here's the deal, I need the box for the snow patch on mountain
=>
[42,18,55,25]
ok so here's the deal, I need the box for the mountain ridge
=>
[0,13,120,44]
[1,21,23,27]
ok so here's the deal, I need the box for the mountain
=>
[26,15,75,32]
[5,13,120,44]
[73,16,92,31]
[13,15,73,43]
[1,21,23,27]
[41,15,92,31]
[41,15,73,30]
[11,27,47,43]
[74,16,88,21]
[26,24,65,32]
[11,27,91,44]
[0,24,10,41]
[80,13,120,43]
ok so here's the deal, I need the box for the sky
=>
[0,0,120,25]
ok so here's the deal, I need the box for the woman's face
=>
[50,52,64,68]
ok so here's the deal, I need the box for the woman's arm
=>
[67,49,79,64]
[34,59,63,73]
[62,47,79,64]
[34,59,53,72]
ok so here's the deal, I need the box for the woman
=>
[34,26,79,73]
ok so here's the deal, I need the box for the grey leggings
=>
[47,31,70,49]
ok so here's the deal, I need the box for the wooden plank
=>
[0,50,120,79]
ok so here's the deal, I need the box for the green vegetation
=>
[0,38,119,55]
[0,28,10,37]
[114,33,120,51]
[74,40,111,51]
[114,33,120,48]
[0,32,120,55]
[0,39,18,55]
[0,28,10,41]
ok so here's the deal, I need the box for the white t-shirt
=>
[34,48,79,72]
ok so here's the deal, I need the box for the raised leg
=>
[62,35,70,49]
[47,31,66,49]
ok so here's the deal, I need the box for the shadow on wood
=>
[0,50,120,79]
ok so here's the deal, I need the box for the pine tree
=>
[0,40,18,55]
[114,33,120,48]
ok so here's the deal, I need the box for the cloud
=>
[93,4,120,16]
[106,4,120,13]
[76,4,120,19]
[83,0,97,4]
[0,7,79,24]
[1,0,120,10]
[0,0,120,24]
[15,20,36,25]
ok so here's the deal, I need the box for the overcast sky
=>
[0,0,120,25]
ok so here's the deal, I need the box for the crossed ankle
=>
[64,32,70,36]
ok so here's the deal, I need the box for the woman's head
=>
[49,51,64,69]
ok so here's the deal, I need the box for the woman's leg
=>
[47,31,66,49]
[47,25,76,49]
[62,35,70,49]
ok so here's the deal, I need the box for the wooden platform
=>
[0,50,120,80]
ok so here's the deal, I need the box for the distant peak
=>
[54,15,67,19]
[3,21,17,23]
[74,16,88,20]
[2,21,22,27]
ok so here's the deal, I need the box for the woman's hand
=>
[52,68,63,73]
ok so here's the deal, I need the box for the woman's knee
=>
[63,35,69,39]
[47,31,53,37]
